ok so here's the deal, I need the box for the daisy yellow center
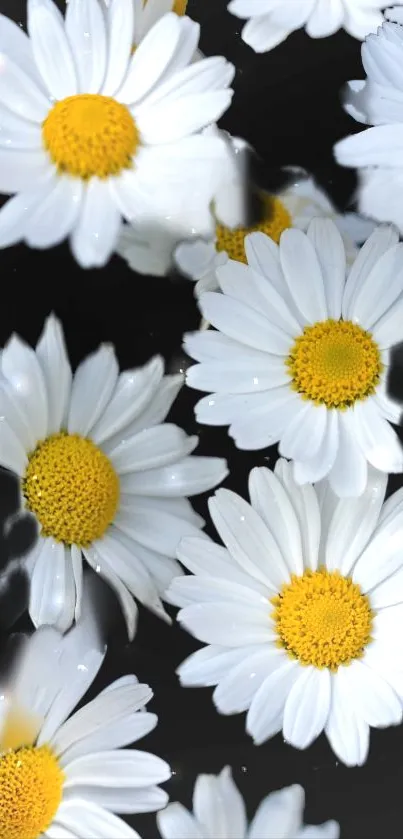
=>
[23,433,120,546]
[0,745,64,839]
[272,569,373,670]
[215,196,292,263]
[42,94,139,180]
[286,319,383,409]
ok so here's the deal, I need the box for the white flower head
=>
[0,315,228,638]
[0,579,170,838]
[335,20,403,235]
[117,125,250,278]
[228,0,403,53]
[167,460,403,767]
[157,767,339,839]
[184,219,403,498]
[0,0,234,268]
[175,168,375,297]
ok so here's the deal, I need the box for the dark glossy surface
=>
[1,1,403,836]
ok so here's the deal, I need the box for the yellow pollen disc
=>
[272,568,373,670]
[286,319,383,409]
[23,433,120,546]
[42,94,139,180]
[215,195,292,263]
[0,745,64,839]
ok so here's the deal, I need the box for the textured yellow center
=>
[272,569,373,670]
[42,94,139,179]
[23,433,120,546]
[286,319,382,409]
[0,745,64,839]
[215,196,292,263]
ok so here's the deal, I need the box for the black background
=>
[1,1,402,836]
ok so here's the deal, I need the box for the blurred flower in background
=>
[157,768,339,839]
[228,0,403,53]
[335,20,403,235]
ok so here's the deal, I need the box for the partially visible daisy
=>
[175,168,374,296]
[184,219,403,497]
[0,315,227,637]
[228,0,403,53]
[117,126,249,277]
[0,583,170,838]
[167,460,403,766]
[131,0,193,49]
[335,21,403,234]
[0,0,234,268]
[157,767,339,839]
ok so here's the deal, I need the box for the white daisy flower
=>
[0,314,227,638]
[0,0,234,269]
[335,21,403,235]
[101,0,193,49]
[167,460,403,766]
[0,585,170,838]
[157,767,339,839]
[184,219,403,497]
[117,126,249,278]
[175,168,375,297]
[228,0,403,53]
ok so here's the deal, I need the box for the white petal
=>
[157,803,204,839]
[327,412,368,497]
[0,51,50,122]
[208,489,291,591]
[68,344,118,437]
[353,398,403,473]
[0,184,57,250]
[0,376,35,451]
[345,659,402,727]
[2,333,48,441]
[65,0,107,93]
[70,545,83,621]
[116,14,181,105]
[174,537,267,595]
[342,225,399,318]
[90,356,164,446]
[248,466,304,576]
[66,783,167,815]
[280,228,328,322]
[306,218,346,319]
[214,647,286,715]
[293,410,339,485]
[36,314,72,436]
[187,358,288,394]
[0,12,44,86]
[0,102,41,148]
[168,575,269,611]
[52,681,153,763]
[324,466,387,576]
[246,659,300,745]
[71,180,121,268]
[352,507,403,592]
[120,455,228,497]
[199,292,291,355]
[345,242,403,328]
[109,424,197,473]
[274,458,321,571]
[283,667,331,749]
[279,403,328,463]
[325,671,369,766]
[193,766,247,839]
[115,374,183,440]
[101,0,134,96]
[27,0,78,99]
[249,786,305,839]
[297,823,340,839]
[64,749,171,789]
[114,499,203,557]
[0,419,28,475]
[178,601,274,647]
[25,177,83,250]
[54,799,141,838]
[178,645,256,689]
[29,540,75,632]
[83,546,138,641]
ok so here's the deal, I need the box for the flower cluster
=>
[0,0,403,836]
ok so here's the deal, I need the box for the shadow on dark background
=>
[0,0,402,836]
